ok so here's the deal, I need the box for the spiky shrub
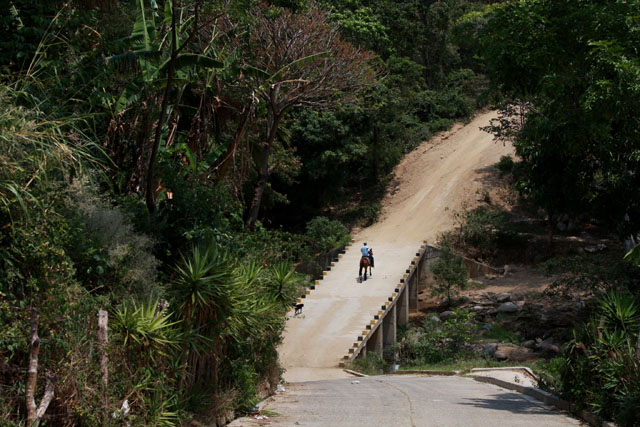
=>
[172,239,286,409]
[558,291,640,425]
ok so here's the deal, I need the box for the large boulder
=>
[439,310,456,321]
[497,302,519,313]
[482,343,499,357]
[493,344,537,362]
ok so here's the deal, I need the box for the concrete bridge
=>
[340,243,439,365]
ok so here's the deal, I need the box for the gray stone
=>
[440,311,456,321]
[497,302,519,313]
[497,294,511,303]
[539,342,561,355]
[471,305,485,312]
[429,316,441,323]
[483,343,498,357]
[521,340,536,349]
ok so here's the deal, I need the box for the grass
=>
[482,324,520,343]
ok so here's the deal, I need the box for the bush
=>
[305,216,351,254]
[496,155,514,176]
[430,244,468,305]
[397,309,478,365]
[348,352,388,376]
[556,291,640,425]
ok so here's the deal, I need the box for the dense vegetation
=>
[2,0,640,424]
[0,0,487,424]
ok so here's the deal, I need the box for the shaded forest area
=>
[1,0,640,425]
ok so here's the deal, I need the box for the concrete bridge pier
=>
[365,323,383,357]
[408,268,419,311]
[382,305,396,360]
[396,286,409,327]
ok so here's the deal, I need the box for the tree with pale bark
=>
[243,2,377,229]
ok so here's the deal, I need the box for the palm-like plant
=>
[265,261,300,308]
[113,298,180,363]
[173,243,236,328]
[599,290,640,336]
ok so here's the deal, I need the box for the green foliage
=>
[265,261,300,306]
[348,352,388,376]
[397,309,478,365]
[479,0,640,235]
[113,298,180,361]
[556,291,640,424]
[305,216,351,253]
[495,155,514,176]
[483,323,520,344]
[430,244,468,304]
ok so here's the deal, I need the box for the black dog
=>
[293,302,304,315]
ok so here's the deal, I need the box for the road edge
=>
[471,375,617,427]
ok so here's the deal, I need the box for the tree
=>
[478,0,640,237]
[243,2,376,229]
[430,244,468,306]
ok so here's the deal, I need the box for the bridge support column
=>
[382,305,396,360]
[397,287,409,327]
[366,324,384,357]
[409,274,419,312]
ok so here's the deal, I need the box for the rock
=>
[485,274,497,280]
[429,316,441,323]
[515,301,525,309]
[457,295,470,305]
[497,302,519,313]
[471,305,485,312]
[539,342,562,355]
[521,340,536,349]
[483,343,498,357]
[493,344,537,362]
[497,294,511,303]
[575,301,586,310]
[481,323,492,331]
[440,311,456,321]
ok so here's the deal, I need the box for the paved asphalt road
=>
[229,375,583,427]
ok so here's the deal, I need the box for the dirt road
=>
[280,111,515,382]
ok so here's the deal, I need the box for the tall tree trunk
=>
[145,0,178,215]
[372,123,380,183]
[246,148,270,229]
[212,102,253,183]
[245,106,280,230]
